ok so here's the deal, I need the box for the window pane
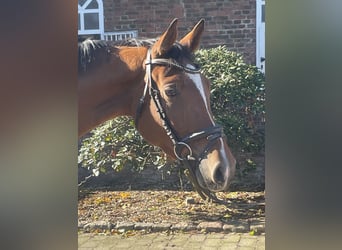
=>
[262,5,265,23]
[78,0,87,6]
[86,0,98,9]
[84,13,99,29]
[78,14,81,30]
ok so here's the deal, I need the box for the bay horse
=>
[78,19,236,201]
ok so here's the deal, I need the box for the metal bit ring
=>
[174,142,193,161]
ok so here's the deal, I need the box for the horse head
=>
[135,19,236,195]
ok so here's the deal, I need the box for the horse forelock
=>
[162,42,195,63]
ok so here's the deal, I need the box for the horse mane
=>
[116,38,156,47]
[78,37,195,73]
[78,39,109,73]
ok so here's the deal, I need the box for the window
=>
[78,0,104,39]
[256,0,265,73]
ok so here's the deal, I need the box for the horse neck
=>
[78,46,147,136]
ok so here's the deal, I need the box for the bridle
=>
[135,48,226,202]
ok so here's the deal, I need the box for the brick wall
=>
[103,0,256,64]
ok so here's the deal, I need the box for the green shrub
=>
[78,117,166,174]
[195,46,265,154]
[78,46,265,173]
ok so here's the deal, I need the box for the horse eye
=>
[165,86,177,97]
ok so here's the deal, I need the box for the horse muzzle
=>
[196,153,236,192]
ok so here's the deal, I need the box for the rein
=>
[135,48,226,203]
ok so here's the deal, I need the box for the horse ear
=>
[179,19,205,52]
[151,18,178,57]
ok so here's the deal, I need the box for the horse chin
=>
[194,168,208,190]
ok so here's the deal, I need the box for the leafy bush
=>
[195,46,265,154]
[78,46,265,173]
[78,117,167,174]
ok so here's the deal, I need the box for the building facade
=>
[78,0,265,71]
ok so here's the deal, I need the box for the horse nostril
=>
[213,165,226,184]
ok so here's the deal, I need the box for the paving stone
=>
[163,247,185,250]
[78,234,91,245]
[115,222,134,231]
[129,238,152,247]
[206,233,225,239]
[185,224,198,231]
[238,237,257,247]
[152,223,171,232]
[221,233,241,243]
[169,234,191,245]
[189,234,207,242]
[236,247,254,250]
[103,240,132,249]
[152,241,169,249]
[153,235,173,243]
[197,221,223,232]
[256,245,266,250]
[256,236,265,250]
[183,242,203,249]
[250,220,265,234]
[201,246,219,250]
[83,221,112,232]
[78,237,101,248]
[134,222,154,230]
[137,234,156,242]
[171,222,188,231]
[78,222,86,230]
[218,243,239,250]
[203,238,222,247]
[256,236,265,245]
[223,221,249,233]
[222,223,235,232]
[233,223,249,233]
[175,223,197,231]
[78,232,265,250]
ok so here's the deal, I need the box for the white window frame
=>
[78,0,104,39]
[256,0,265,73]
[103,31,138,41]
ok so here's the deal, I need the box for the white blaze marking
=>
[186,65,214,124]
[186,65,229,170]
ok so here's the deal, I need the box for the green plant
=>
[195,46,265,154]
[78,117,167,174]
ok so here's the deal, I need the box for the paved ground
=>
[78,232,265,250]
